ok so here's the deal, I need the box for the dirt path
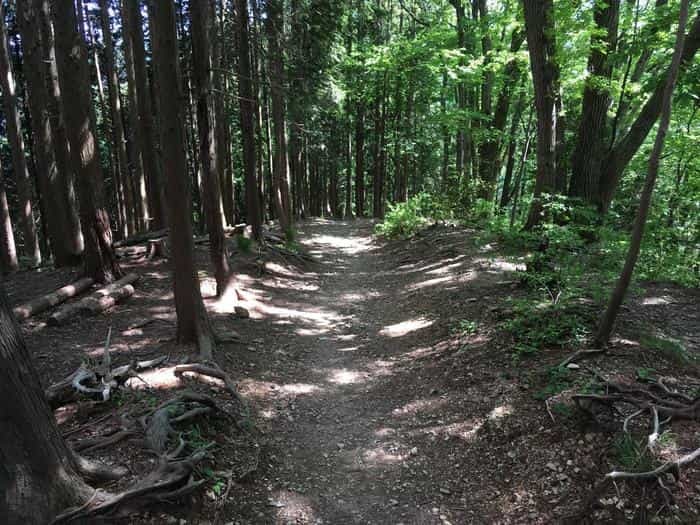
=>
[229,219,524,524]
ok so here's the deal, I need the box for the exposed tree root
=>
[559,347,607,368]
[174,362,249,420]
[53,450,208,523]
[574,372,700,488]
[46,329,168,408]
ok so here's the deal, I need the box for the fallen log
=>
[12,277,95,321]
[113,228,168,248]
[48,273,139,326]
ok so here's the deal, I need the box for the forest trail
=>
[230,219,533,524]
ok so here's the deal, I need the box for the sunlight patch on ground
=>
[361,446,407,465]
[270,490,317,524]
[426,261,466,275]
[411,418,484,442]
[488,404,514,420]
[393,397,447,416]
[379,317,433,337]
[238,379,324,400]
[642,296,673,305]
[326,368,366,385]
[125,366,182,390]
[336,345,360,353]
[304,233,373,255]
[405,270,476,292]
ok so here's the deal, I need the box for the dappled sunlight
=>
[405,270,476,292]
[642,295,674,305]
[426,261,466,275]
[410,418,484,442]
[304,232,374,256]
[393,397,447,416]
[270,489,317,524]
[488,404,513,420]
[326,368,367,385]
[238,379,324,400]
[125,366,183,390]
[379,317,433,337]
[360,445,407,465]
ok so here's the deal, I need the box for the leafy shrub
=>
[235,235,253,253]
[375,192,451,238]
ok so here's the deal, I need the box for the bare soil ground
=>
[10,219,700,524]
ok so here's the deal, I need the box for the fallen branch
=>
[12,277,95,321]
[174,363,247,416]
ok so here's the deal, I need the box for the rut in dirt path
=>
[237,219,505,525]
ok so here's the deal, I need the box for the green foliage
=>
[235,235,253,253]
[375,192,451,239]
[534,366,575,400]
[613,434,654,473]
[450,319,478,336]
[639,333,693,364]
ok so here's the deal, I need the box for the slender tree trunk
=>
[500,89,526,209]
[354,104,365,217]
[598,13,700,212]
[0,168,18,273]
[265,0,293,237]
[151,0,216,360]
[53,0,121,284]
[0,284,93,524]
[124,0,165,231]
[479,29,524,201]
[120,0,148,231]
[191,0,230,297]
[595,0,689,345]
[99,0,134,238]
[569,0,620,207]
[523,0,560,230]
[0,4,40,266]
[236,0,262,240]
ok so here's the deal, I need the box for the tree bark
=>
[124,0,165,231]
[0,3,41,267]
[98,0,135,238]
[354,104,366,217]
[52,0,122,284]
[151,0,216,360]
[0,168,18,273]
[120,0,149,231]
[0,283,92,524]
[17,0,78,267]
[265,0,293,237]
[522,0,561,229]
[191,0,230,297]
[37,0,84,262]
[595,0,689,345]
[236,0,262,241]
[569,0,620,207]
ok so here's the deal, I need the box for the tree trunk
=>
[0,4,41,267]
[499,89,526,209]
[354,104,365,217]
[265,0,293,237]
[598,12,700,212]
[236,0,262,241]
[17,0,77,267]
[0,169,18,273]
[98,0,135,238]
[479,28,524,201]
[569,0,620,207]
[523,0,560,229]
[0,283,92,524]
[191,0,230,297]
[52,0,121,284]
[124,0,165,231]
[151,0,216,360]
[595,0,689,345]
[37,0,84,262]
